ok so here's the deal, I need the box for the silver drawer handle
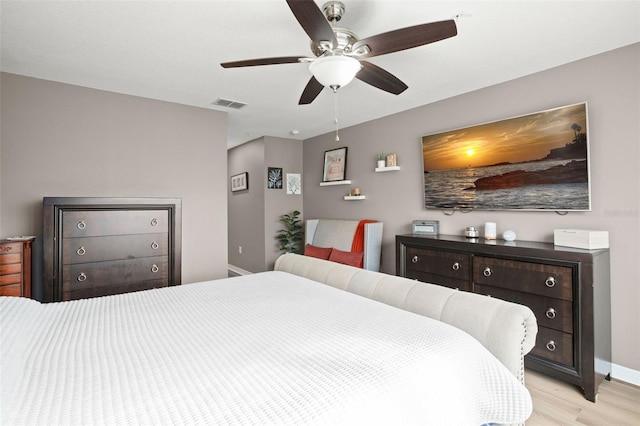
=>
[77,272,87,282]
[546,307,557,319]
[151,264,159,273]
[545,276,556,288]
[150,218,158,226]
[452,262,460,271]
[77,220,86,230]
[151,242,159,250]
[546,340,556,352]
[411,255,419,264]
[76,246,86,256]
[483,267,492,277]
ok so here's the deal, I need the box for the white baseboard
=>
[612,363,640,386]
[227,264,252,276]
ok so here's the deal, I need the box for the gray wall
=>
[228,136,303,272]
[303,43,640,373]
[0,73,229,296]
[228,138,266,272]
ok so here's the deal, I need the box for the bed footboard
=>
[275,253,537,383]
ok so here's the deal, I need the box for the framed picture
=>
[422,102,590,211]
[322,147,348,182]
[286,173,302,195]
[386,153,397,167]
[230,172,248,192]
[267,167,283,189]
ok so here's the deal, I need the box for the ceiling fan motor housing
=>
[311,27,359,57]
[323,1,345,22]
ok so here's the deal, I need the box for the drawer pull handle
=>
[545,276,556,288]
[546,307,557,319]
[151,242,159,250]
[546,340,556,352]
[411,255,419,264]
[452,262,460,271]
[77,220,86,230]
[483,267,492,277]
[76,246,86,256]
[151,218,158,226]
[151,264,159,273]
[77,272,87,282]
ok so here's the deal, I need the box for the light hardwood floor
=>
[525,369,640,425]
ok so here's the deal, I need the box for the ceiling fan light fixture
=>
[309,55,361,89]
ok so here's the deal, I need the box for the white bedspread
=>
[1,271,532,425]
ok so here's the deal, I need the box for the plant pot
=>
[377,160,385,168]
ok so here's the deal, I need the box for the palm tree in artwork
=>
[571,123,582,142]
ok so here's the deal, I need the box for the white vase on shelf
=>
[377,160,385,168]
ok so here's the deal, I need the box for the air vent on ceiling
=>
[212,98,248,109]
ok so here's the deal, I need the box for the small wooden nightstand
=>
[0,238,34,298]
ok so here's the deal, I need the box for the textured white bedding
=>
[1,271,532,425]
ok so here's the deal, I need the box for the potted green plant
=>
[276,210,303,254]
[376,152,386,168]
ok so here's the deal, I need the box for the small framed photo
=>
[322,147,348,182]
[386,153,397,167]
[286,173,302,195]
[267,167,283,189]
[230,172,248,192]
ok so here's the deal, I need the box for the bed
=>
[1,253,537,425]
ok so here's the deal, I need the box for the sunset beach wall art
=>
[422,103,590,211]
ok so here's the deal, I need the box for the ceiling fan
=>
[221,0,457,105]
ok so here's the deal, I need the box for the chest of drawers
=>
[0,239,34,298]
[397,234,610,402]
[43,197,181,302]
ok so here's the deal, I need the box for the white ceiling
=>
[2,1,639,149]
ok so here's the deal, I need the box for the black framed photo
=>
[267,167,283,189]
[230,172,248,192]
[322,147,348,182]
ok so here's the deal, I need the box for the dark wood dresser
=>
[396,234,611,402]
[0,239,34,298]
[43,197,182,302]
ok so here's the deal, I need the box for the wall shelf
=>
[375,166,400,172]
[344,195,366,200]
[320,180,351,186]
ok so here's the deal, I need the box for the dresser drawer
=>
[62,256,169,292]
[62,209,169,237]
[530,326,574,367]
[62,233,169,264]
[405,246,470,281]
[0,253,21,265]
[406,270,471,292]
[62,279,169,300]
[473,256,573,301]
[0,242,22,257]
[0,263,22,275]
[0,274,22,286]
[475,283,573,334]
[0,283,22,296]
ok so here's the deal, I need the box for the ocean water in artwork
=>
[424,159,590,210]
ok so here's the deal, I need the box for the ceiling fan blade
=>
[299,76,325,105]
[286,0,337,46]
[221,56,311,68]
[352,20,457,59]
[356,61,408,95]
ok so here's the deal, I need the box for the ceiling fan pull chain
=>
[334,90,340,142]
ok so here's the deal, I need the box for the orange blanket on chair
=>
[351,220,378,264]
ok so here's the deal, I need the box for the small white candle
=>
[484,222,497,240]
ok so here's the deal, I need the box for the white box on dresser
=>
[554,229,609,249]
